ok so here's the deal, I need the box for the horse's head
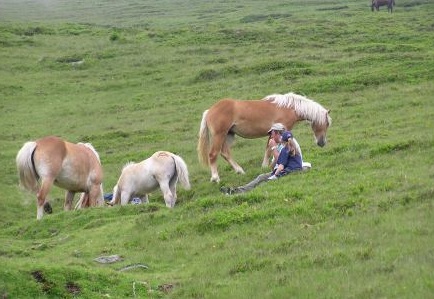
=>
[311,110,331,147]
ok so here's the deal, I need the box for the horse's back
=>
[206,98,293,138]
[34,136,102,189]
[151,151,177,173]
[118,158,160,194]
[33,136,68,175]
[374,0,391,6]
[208,98,274,117]
[205,98,237,129]
[36,136,67,154]
[150,151,180,183]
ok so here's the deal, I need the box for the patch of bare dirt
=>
[31,270,53,292]
[66,282,81,296]
[158,283,175,294]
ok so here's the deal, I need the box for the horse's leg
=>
[168,178,177,208]
[159,181,174,208]
[220,134,245,174]
[120,190,131,205]
[108,185,119,206]
[88,184,103,207]
[74,193,85,210]
[79,193,90,208]
[261,137,272,168]
[142,194,149,204]
[208,133,226,182]
[64,191,75,211]
[36,178,54,220]
[262,149,270,168]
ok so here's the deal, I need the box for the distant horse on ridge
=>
[372,0,395,13]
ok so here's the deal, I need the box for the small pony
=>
[197,92,331,182]
[108,151,191,208]
[16,136,104,220]
[372,0,395,12]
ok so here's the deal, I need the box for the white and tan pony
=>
[108,151,190,208]
[16,136,104,220]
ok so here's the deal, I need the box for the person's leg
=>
[233,172,272,193]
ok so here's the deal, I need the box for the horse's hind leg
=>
[120,190,132,205]
[64,191,75,211]
[36,178,54,220]
[168,175,178,208]
[108,185,119,206]
[208,133,226,182]
[159,181,175,208]
[220,134,245,174]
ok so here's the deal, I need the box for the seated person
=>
[221,131,303,195]
[263,123,310,170]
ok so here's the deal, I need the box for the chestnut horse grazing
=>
[16,136,104,220]
[197,92,331,182]
[108,151,190,208]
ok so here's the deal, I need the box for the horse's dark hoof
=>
[43,202,53,214]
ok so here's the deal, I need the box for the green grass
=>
[1,0,434,298]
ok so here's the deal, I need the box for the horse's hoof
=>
[43,202,53,214]
[210,177,220,183]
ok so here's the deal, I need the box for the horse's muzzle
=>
[317,138,326,147]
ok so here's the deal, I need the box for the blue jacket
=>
[273,146,302,176]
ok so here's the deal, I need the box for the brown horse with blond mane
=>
[16,136,104,219]
[197,92,331,182]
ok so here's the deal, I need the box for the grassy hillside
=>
[1,0,433,298]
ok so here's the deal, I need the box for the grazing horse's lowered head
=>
[265,93,331,148]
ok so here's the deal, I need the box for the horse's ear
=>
[325,110,331,126]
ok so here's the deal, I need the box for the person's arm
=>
[273,164,284,176]
[268,147,288,180]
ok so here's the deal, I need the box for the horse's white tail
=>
[171,154,191,190]
[16,141,39,193]
[75,193,85,210]
[197,109,210,166]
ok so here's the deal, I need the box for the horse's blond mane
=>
[263,92,331,125]
[79,143,101,163]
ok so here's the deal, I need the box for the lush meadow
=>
[1,0,433,298]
